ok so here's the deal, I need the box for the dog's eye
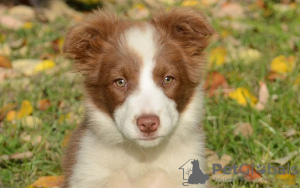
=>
[115,79,127,87]
[163,76,174,84]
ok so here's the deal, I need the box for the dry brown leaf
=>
[255,82,269,111]
[204,71,229,97]
[0,55,12,68]
[282,128,297,138]
[27,175,64,188]
[234,123,253,138]
[9,38,27,49]
[38,99,51,111]
[271,150,300,166]
[9,151,33,160]
[239,164,262,181]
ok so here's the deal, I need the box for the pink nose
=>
[137,116,160,134]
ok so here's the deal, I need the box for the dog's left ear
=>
[152,8,215,56]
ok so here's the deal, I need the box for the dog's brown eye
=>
[163,76,174,84]
[115,79,127,87]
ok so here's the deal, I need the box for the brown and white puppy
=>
[62,8,215,188]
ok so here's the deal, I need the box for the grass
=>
[0,1,299,187]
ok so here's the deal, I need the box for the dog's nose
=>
[137,115,160,134]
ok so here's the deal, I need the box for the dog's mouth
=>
[136,136,164,141]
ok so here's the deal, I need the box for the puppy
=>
[62,8,215,188]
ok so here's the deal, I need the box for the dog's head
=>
[63,8,214,147]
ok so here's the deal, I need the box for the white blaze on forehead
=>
[124,24,157,69]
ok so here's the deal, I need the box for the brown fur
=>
[151,8,215,112]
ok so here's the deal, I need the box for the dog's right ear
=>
[63,10,119,75]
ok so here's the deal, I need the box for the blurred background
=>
[0,0,299,187]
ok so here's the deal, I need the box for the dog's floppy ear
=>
[63,10,119,75]
[152,8,215,56]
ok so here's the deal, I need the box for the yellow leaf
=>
[6,110,16,122]
[229,87,257,106]
[23,22,33,29]
[275,173,296,185]
[181,0,198,7]
[17,100,33,119]
[209,47,227,67]
[270,55,296,74]
[27,175,64,188]
[33,60,56,73]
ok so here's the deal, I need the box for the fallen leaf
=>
[181,0,198,7]
[127,3,149,20]
[21,116,42,129]
[206,149,233,175]
[6,110,16,122]
[229,87,258,106]
[27,175,64,188]
[9,151,33,160]
[270,55,296,74]
[0,103,16,120]
[282,128,297,138]
[237,48,262,64]
[275,173,296,186]
[9,38,27,49]
[17,100,33,119]
[0,55,12,68]
[204,71,228,97]
[271,150,300,166]
[13,59,42,76]
[266,71,286,81]
[219,155,233,167]
[209,47,227,67]
[38,99,51,111]
[33,59,56,73]
[8,5,35,21]
[255,82,269,111]
[234,123,253,138]
[239,164,262,181]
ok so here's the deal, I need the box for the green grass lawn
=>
[0,1,299,187]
